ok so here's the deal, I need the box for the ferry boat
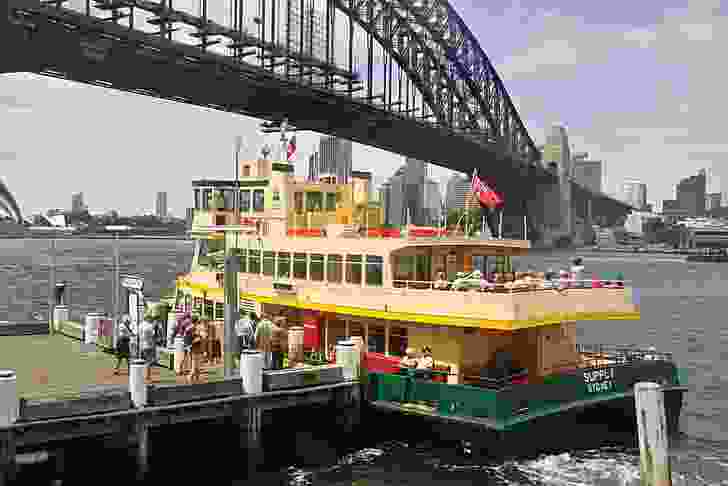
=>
[170,138,687,457]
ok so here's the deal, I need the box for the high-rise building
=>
[620,180,647,210]
[307,151,320,182]
[445,174,471,212]
[676,169,707,217]
[423,178,442,225]
[311,136,352,184]
[382,166,406,226]
[706,192,722,212]
[156,191,168,219]
[403,157,427,225]
[542,124,573,232]
[572,152,603,194]
[71,192,85,213]
[288,2,327,61]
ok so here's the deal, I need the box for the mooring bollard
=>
[129,359,148,408]
[634,382,672,486]
[240,350,264,394]
[0,371,18,428]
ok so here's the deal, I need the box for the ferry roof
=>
[189,228,531,254]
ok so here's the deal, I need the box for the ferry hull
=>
[366,387,685,460]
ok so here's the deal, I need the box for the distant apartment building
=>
[156,191,168,219]
[676,169,707,217]
[572,152,603,194]
[620,180,647,210]
[308,136,352,184]
[71,192,85,213]
[423,178,442,225]
[706,192,722,212]
[445,174,471,211]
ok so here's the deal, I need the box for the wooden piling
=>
[235,404,264,476]
[0,430,15,486]
[135,418,150,480]
[52,448,65,486]
[635,382,672,486]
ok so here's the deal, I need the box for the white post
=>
[634,382,672,486]
[0,370,18,427]
[129,359,148,408]
[498,211,503,239]
[113,233,120,348]
[48,238,56,335]
[523,215,528,241]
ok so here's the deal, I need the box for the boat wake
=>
[285,441,728,486]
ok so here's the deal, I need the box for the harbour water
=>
[1,238,727,485]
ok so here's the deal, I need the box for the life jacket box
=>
[363,352,400,374]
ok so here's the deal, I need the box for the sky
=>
[0,0,724,217]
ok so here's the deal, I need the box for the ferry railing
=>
[391,279,629,293]
[576,343,674,367]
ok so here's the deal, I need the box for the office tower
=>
[706,193,722,211]
[542,124,573,233]
[382,166,406,226]
[572,152,603,194]
[71,192,85,213]
[620,180,648,210]
[445,174,471,211]
[676,169,707,217]
[314,136,352,184]
[288,1,327,61]
[307,152,319,182]
[423,178,442,225]
[156,191,168,219]
[403,157,427,225]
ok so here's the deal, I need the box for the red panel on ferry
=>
[303,311,320,349]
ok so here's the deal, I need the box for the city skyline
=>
[0,1,724,217]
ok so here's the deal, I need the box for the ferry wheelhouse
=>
[173,148,687,456]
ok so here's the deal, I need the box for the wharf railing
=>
[577,344,674,368]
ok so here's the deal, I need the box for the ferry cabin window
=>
[215,302,224,320]
[294,192,304,214]
[202,189,211,209]
[253,189,265,212]
[262,251,275,276]
[306,191,323,212]
[193,297,203,316]
[240,191,251,213]
[204,300,214,319]
[194,189,201,209]
[327,254,343,283]
[346,255,363,284]
[415,255,432,281]
[223,189,234,210]
[326,192,337,211]
[310,254,324,281]
[248,250,261,274]
[277,252,291,279]
[366,255,384,286]
[239,250,248,273]
[243,165,251,177]
[293,253,307,279]
[394,255,415,281]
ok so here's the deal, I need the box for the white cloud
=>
[623,28,657,48]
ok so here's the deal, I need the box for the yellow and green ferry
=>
[170,145,687,457]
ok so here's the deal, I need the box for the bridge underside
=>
[0,1,629,246]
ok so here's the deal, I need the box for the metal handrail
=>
[577,343,673,365]
[391,278,629,292]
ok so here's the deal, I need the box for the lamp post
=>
[106,225,133,348]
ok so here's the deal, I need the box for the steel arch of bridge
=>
[2,0,540,165]
[340,0,538,163]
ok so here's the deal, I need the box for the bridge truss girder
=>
[5,0,540,166]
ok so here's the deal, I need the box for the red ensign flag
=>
[470,170,504,209]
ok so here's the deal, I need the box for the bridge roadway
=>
[0,0,631,242]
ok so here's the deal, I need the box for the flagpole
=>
[498,210,503,239]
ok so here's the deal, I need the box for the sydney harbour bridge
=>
[0,0,631,244]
